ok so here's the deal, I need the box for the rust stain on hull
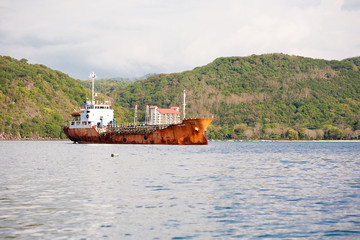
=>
[64,118,213,145]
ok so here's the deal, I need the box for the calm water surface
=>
[0,141,360,239]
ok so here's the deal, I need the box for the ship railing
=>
[104,122,180,135]
[113,121,182,129]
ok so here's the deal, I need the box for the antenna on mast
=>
[89,72,97,105]
[183,89,186,120]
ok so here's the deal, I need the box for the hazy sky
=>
[1,0,359,79]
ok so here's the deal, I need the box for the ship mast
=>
[134,104,138,125]
[146,105,150,124]
[183,89,186,120]
[89,72,97,105]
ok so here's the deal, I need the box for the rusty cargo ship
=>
[63,72,213,145]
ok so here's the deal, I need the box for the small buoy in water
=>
[111,153,119,157]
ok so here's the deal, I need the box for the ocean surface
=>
[0,141,360,239]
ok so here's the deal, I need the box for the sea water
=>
[0,141,359,239]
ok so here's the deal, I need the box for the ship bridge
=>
[69,101,114,129]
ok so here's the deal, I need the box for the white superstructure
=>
[68,72,115,129]
[69,101,114,129]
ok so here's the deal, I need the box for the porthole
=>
[123,138,127,143]
[144,135,148,140]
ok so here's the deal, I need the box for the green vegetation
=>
[0,56,127,139]
[1,53,359,140]
[108,54,360,140]
[78,78,132,96]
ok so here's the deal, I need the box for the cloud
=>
[342,0,360,10]
[0,0,359,79]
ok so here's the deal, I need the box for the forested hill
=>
[0,56,127,139]
[1,53,359,140]
[110,53,360,140]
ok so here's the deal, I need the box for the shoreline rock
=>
[0,133,64,141]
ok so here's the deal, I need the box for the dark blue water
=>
[1,141,359,239]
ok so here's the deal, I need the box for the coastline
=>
[2,137,359,142]
[0,138,67,141]
[209,139,360,142]
[0,134,65,141]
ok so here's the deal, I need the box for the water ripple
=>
[0,141,359,239]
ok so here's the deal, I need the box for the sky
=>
[1,0,360,79]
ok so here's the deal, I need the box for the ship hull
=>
[63,118,213,145]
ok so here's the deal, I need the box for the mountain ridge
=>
[1,53,359,140]
[107,53,360,140]
[0,56,128,139]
